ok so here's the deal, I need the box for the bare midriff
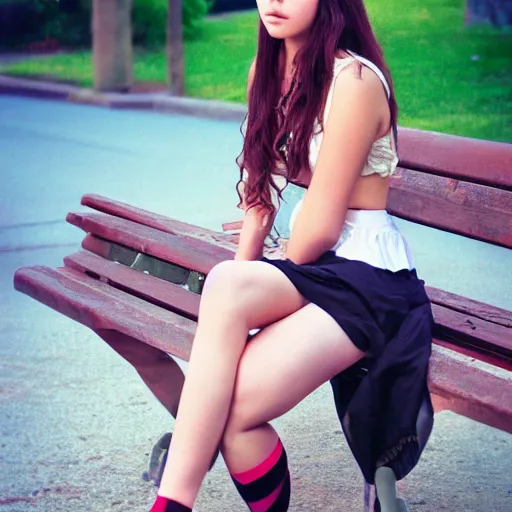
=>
[292,170,390,212]
[348,174,390,210]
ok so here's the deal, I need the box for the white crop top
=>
[310,51,398,178]
[239,51,399,210]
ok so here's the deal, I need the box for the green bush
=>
[133,0,211,48]
[132,0,166,48]
[183,0,212,38]
[2,0,211,50]
[31,0,91,46]
[33,0,61,39]
[60,1,94,47]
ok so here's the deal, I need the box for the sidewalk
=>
[0,73,248,122]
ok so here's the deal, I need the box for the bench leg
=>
[95,330,187,486]
[430,393,449,414]
[95,329,185,418]
[93,330,220,485]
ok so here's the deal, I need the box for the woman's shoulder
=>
[329,51,389,106]
[323,56,390,136]
[335,51,391,99]
[330,57,387,104]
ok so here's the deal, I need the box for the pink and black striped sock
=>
[231,439,291,512]
[150,495,191,512]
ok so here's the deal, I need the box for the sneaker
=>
[142,432,172,487]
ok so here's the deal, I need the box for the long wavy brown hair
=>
[236,0,398,214]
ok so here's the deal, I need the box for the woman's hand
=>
[234,207,276,261]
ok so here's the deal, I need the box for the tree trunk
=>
[167,0,184,96]
[92,0,133,92]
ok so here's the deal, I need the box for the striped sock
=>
[150,495,191,512]
[231,439,291,512]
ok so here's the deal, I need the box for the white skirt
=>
[289,203,414,272]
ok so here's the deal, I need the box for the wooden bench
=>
[13,127,512,484]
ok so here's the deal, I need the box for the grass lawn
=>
[1,0,511,142]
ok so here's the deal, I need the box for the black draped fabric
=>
[261,251,434,485]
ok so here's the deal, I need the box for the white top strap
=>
[347,50,391,99]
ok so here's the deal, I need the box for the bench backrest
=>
[388,128,512,249]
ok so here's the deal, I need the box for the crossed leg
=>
[222,303,410,512]
[221,302,363,473]
[156,259,308,506]
[219,302,364,510]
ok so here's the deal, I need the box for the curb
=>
[0,74,78,100]
[0,74,248,123]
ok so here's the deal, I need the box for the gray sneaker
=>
[141,432,172,487]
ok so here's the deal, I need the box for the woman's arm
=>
[286,66,387,265]
[234,207,275,261]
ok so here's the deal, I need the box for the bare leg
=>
[96,329,184,418]
[221,303,409,512]
[220,303,364,473]
[157,260,307,506]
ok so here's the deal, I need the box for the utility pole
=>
[92,0,133,92]
[167,0,185,96]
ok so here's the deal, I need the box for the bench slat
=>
[429,344,512,434]
[81,235,201,289]
[432,304,511,360]
[388,168,512,248]
[81,234,110,259]
[227,173,512,247]
[67,212,234,275]
[81,193,239,250]
[13,266,196,360]
[397,127,512,191]
[434,338,511,372]
[428,286,511,328]
[64,250,200,320]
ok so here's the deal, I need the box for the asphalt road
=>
[0,96,511,512]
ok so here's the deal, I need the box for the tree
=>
[92,0,133,92]
[167,0,185,96]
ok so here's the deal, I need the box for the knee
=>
[202,260,255,312]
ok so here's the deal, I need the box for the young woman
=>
[150,1,434,511]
